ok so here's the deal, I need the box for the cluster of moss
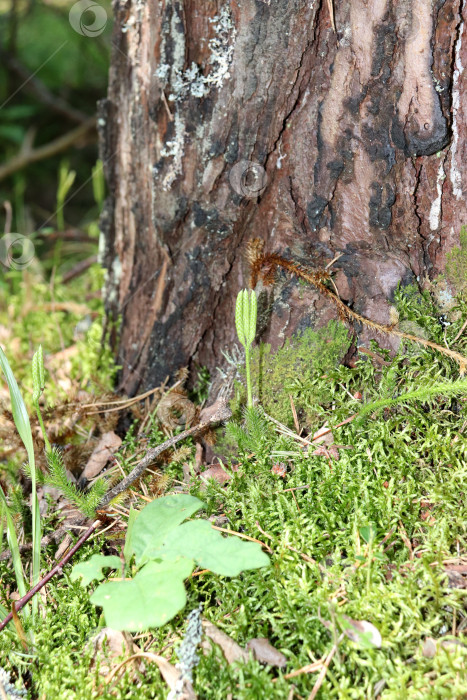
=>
[0,265,117,405]
[4,316,466,697]
[446,225,467,295]
[232,320,351,428]
[3,259,467,698]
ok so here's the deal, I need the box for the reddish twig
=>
[62,255,98,283]
[0,519,101,633]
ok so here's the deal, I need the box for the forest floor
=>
[1,264,467,699]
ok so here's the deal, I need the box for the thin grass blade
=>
[0,489,27,602]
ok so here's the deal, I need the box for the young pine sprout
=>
[235,289,257,409]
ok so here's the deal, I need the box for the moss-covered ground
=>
[1,271,467,699]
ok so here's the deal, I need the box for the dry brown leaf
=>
[200,463,232,487]
[202,620,249,665]
[422,636,467,658]
[246,638,287,668]
[88,627,141,676]
[312,424,334,446]
[45,345,79,394]
[79,431,122,482]
[421,637,437,658]
[311,445,340,460]
[183,462,198,484]
[271,462,287,477]
[340,616,382,648]
[444,570,467,589]
[198,397,231,424]
[195,442,203,468]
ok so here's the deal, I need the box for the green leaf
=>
[242,289,250,342]
[359,524,376,544]
[156,520,270,576]
[129,494,204,565]
[235,290,247,347]
[247,291,257,344]
[90,558,194,631]
[32,346,44,403]
[0,346,34,461]
[0,105,38,119]
[71,554,122,586]
[0,124,26,144]
[0,347,39,612]
[0,488,27,600]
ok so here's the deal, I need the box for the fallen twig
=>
[0,399,231,562]
[453,317,467,344]
[276,657,324,681]
[0,117,96,181]
[62,255,98,283]
[1,49,89,124]
[307,636,343,700]
[0,519,101,632]
[248,240,467,374]
[100,398,231,507]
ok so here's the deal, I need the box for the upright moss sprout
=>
[235,289,257,409]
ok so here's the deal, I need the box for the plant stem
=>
[245,346,252,409]
[35,403,51,453]
[366,534,373,595]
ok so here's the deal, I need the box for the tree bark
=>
[99,0,467,397]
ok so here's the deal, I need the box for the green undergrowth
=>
[231,319,351,429]
[0,266,117,403]
[185,355,467,697]
[445,225,467,295]
[2,285,467,697]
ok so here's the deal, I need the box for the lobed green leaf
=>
[155,519,270,576]
[90,558,194,631]
[129,494,204,565]
[71,554,121,587]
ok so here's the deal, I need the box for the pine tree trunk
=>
[99,0,467,397]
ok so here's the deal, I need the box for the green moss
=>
[4,277,467,699]
[0,265,117,404]
[233,320,351,428]
[446,225,467,295]
[393,283,444,342]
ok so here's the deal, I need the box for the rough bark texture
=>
[99,0,467,397]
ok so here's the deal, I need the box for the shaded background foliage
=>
[0,0,111,278]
